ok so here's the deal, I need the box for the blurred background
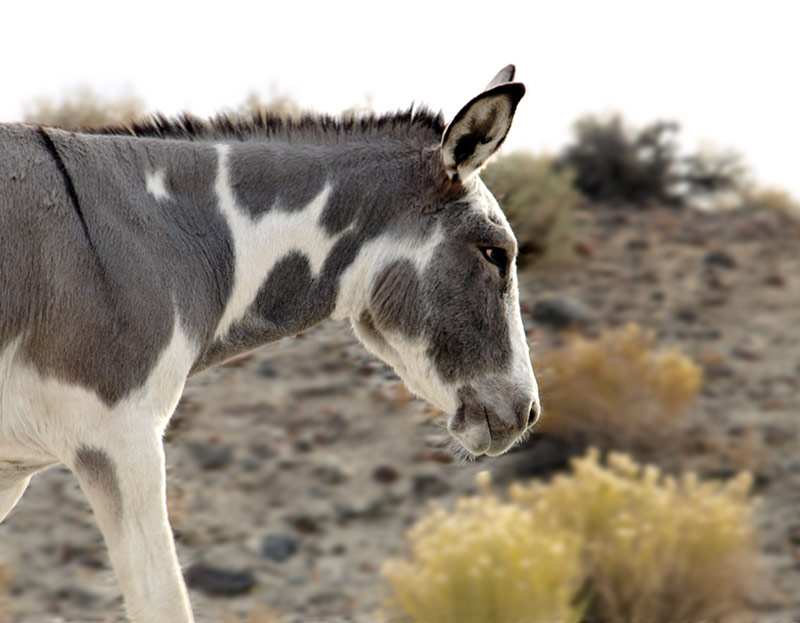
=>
[2,1,799,621]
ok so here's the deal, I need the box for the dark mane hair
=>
[85,105,446,144]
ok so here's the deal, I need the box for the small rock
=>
[304,590,354,613]
[764,273,787,287]
[732,346,762,362]
[675,307,698,323]
[258,361,279,378]
[261,533,299,562]
[293,439,314,453]
[412,473,451,498]
[185,562,255,596]
[372,465,400,484]
[286,511,323,534]
[312,460,349,485]
[188,442,233,470]
[52,585,102,609]
[626,237,650,251]
[337,496,384,520]
[704,249,737,269]
[531,295,592,330]
[573,238,594,257]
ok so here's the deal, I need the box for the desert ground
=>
[2,204,800,622]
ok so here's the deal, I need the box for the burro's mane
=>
[83,106,446,144]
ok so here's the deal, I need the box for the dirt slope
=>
[2,205,799,622]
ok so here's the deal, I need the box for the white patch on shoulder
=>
[213,144,337,340]
[146,169,170,201]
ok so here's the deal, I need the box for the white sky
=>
[2,0,798,198]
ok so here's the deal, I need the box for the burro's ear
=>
[441,82,526,182]
[484,64,516,90]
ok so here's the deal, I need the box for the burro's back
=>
[0,66,539,622]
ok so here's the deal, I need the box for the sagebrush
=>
[383,451,756,623]
[381,470,584,623]
[536,323,702,454]
[511,450,756,623]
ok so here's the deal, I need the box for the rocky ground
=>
[2,205,800,623]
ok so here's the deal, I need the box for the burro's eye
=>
[480,247,508,276]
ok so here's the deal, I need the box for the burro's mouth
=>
[447,396,537,457]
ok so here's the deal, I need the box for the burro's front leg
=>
[68,424,194,623]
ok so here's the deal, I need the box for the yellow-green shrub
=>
[383,451,756,623]
[512,450,756,622]
[481,152,582,267]
[381,472,584,623]
[537,323,702,453]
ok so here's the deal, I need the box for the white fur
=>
[145,169,170,201]
[213,144,336,340]
[332,225,443,320]
[0,317,198,623]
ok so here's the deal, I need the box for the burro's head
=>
[349,66,539,457]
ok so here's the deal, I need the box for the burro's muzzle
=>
[446,316,540,456]
[448,379,540,456]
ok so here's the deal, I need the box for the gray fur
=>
[1,69,536,623]
[0,82,524,406]
[0,126,235,404]
[74,445,123,518]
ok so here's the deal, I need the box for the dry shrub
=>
[512,450,757,623]
[381,471,584,623]
[742,184,800,214]
[481,152,581,267]
[537,323,702,454]
[232,88,304,121]
[383,452,756,623]
[23,85,145,130]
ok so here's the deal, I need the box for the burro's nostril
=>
[527,401,541,428]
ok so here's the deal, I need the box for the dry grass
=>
[536,323,702,455]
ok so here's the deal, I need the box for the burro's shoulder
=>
[0,123,53,161]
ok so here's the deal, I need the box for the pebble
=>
[704,249,738,269]
[675,307,698,323]
[261,533,299,562]
[412,473,451,498]
[531,295,592,330]
[764,273,787,288]
[258,361,279,378]
[286,510,325,534]
[337,496,384,520]
[188,442,233,470]
[313,460,350,485]
[732,346,762,362]
[372,465,399,484]
[184,562,255,596]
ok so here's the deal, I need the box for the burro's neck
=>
[195,138,435,370]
